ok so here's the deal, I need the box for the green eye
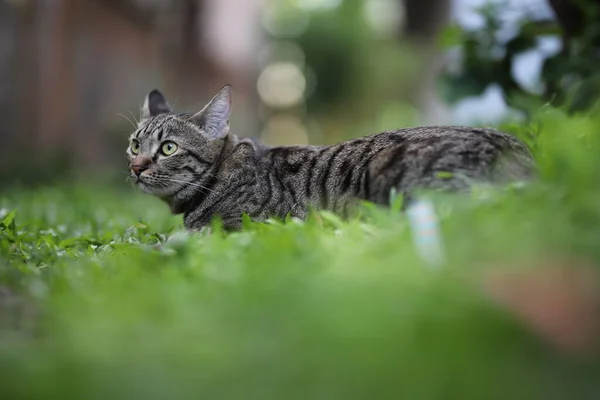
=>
[161,141,178,156]
[130,140,140,154]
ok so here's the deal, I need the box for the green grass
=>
[1,107,600,399]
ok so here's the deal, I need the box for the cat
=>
[127,85,535,232]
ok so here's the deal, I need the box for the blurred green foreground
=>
[1,107,600,399]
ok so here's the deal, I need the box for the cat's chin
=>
[136,181,162,195]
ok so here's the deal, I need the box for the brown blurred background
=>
[0,0,457,185]
[0,0,576,186]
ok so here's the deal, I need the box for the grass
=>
[1,107,600,399]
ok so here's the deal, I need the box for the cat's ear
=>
[140,89,171,122]
[191,85,232,139]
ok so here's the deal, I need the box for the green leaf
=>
[389,188,404,213]
[318,211,344,229]
[1,209,16,228]
[123,226,136,242]
[438,24,465,49]
[437,74,490,104]
[241,213,253,230]
[437,171,454,179]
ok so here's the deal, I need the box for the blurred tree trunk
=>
[157,0,261,136]
[156,0,218,104]
[3,1,41,176]
[545,0,600,109]
[0,1,17,165]
[547,0,600,50]
[37,0,74,153]
[403,0,451,42]
[401,0,451,124]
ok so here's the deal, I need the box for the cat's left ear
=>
[191,85,232,139]
[140,89,172,123]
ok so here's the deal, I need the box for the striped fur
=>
[126,86,535,232]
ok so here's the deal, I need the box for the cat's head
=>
[126,85,232,200]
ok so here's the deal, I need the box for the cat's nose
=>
[131,156,152,177]
[131,165,147,176]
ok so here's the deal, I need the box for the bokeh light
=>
[257,62,307,109]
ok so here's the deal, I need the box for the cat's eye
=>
[161,141,178,156]
[130,140,140,154]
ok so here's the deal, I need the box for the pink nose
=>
[131,165,147,176]
[131,156,152,177]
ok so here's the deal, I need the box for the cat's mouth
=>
[131,175,155,193]
[130,172,180,197]
[135,177,175,197]
[136,180,158,194]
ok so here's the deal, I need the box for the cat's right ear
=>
[190,85,232,139]
[140,89,172,123]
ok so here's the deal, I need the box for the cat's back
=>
[375,125,529,151]
[261,124,534,214]
[364,125,535,192]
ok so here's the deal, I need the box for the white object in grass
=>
[406,199,445,267]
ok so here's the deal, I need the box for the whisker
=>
[166,178,218,194]
[171,97,180,110]
[117,113,137,129]
[127,109,139,125]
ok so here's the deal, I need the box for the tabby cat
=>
[127,85,535,232]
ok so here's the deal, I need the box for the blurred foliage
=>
[0,151,75,189]
[263,0,423,142]
[439,0,600,115]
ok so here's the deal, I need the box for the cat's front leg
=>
[220,217,244,233]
